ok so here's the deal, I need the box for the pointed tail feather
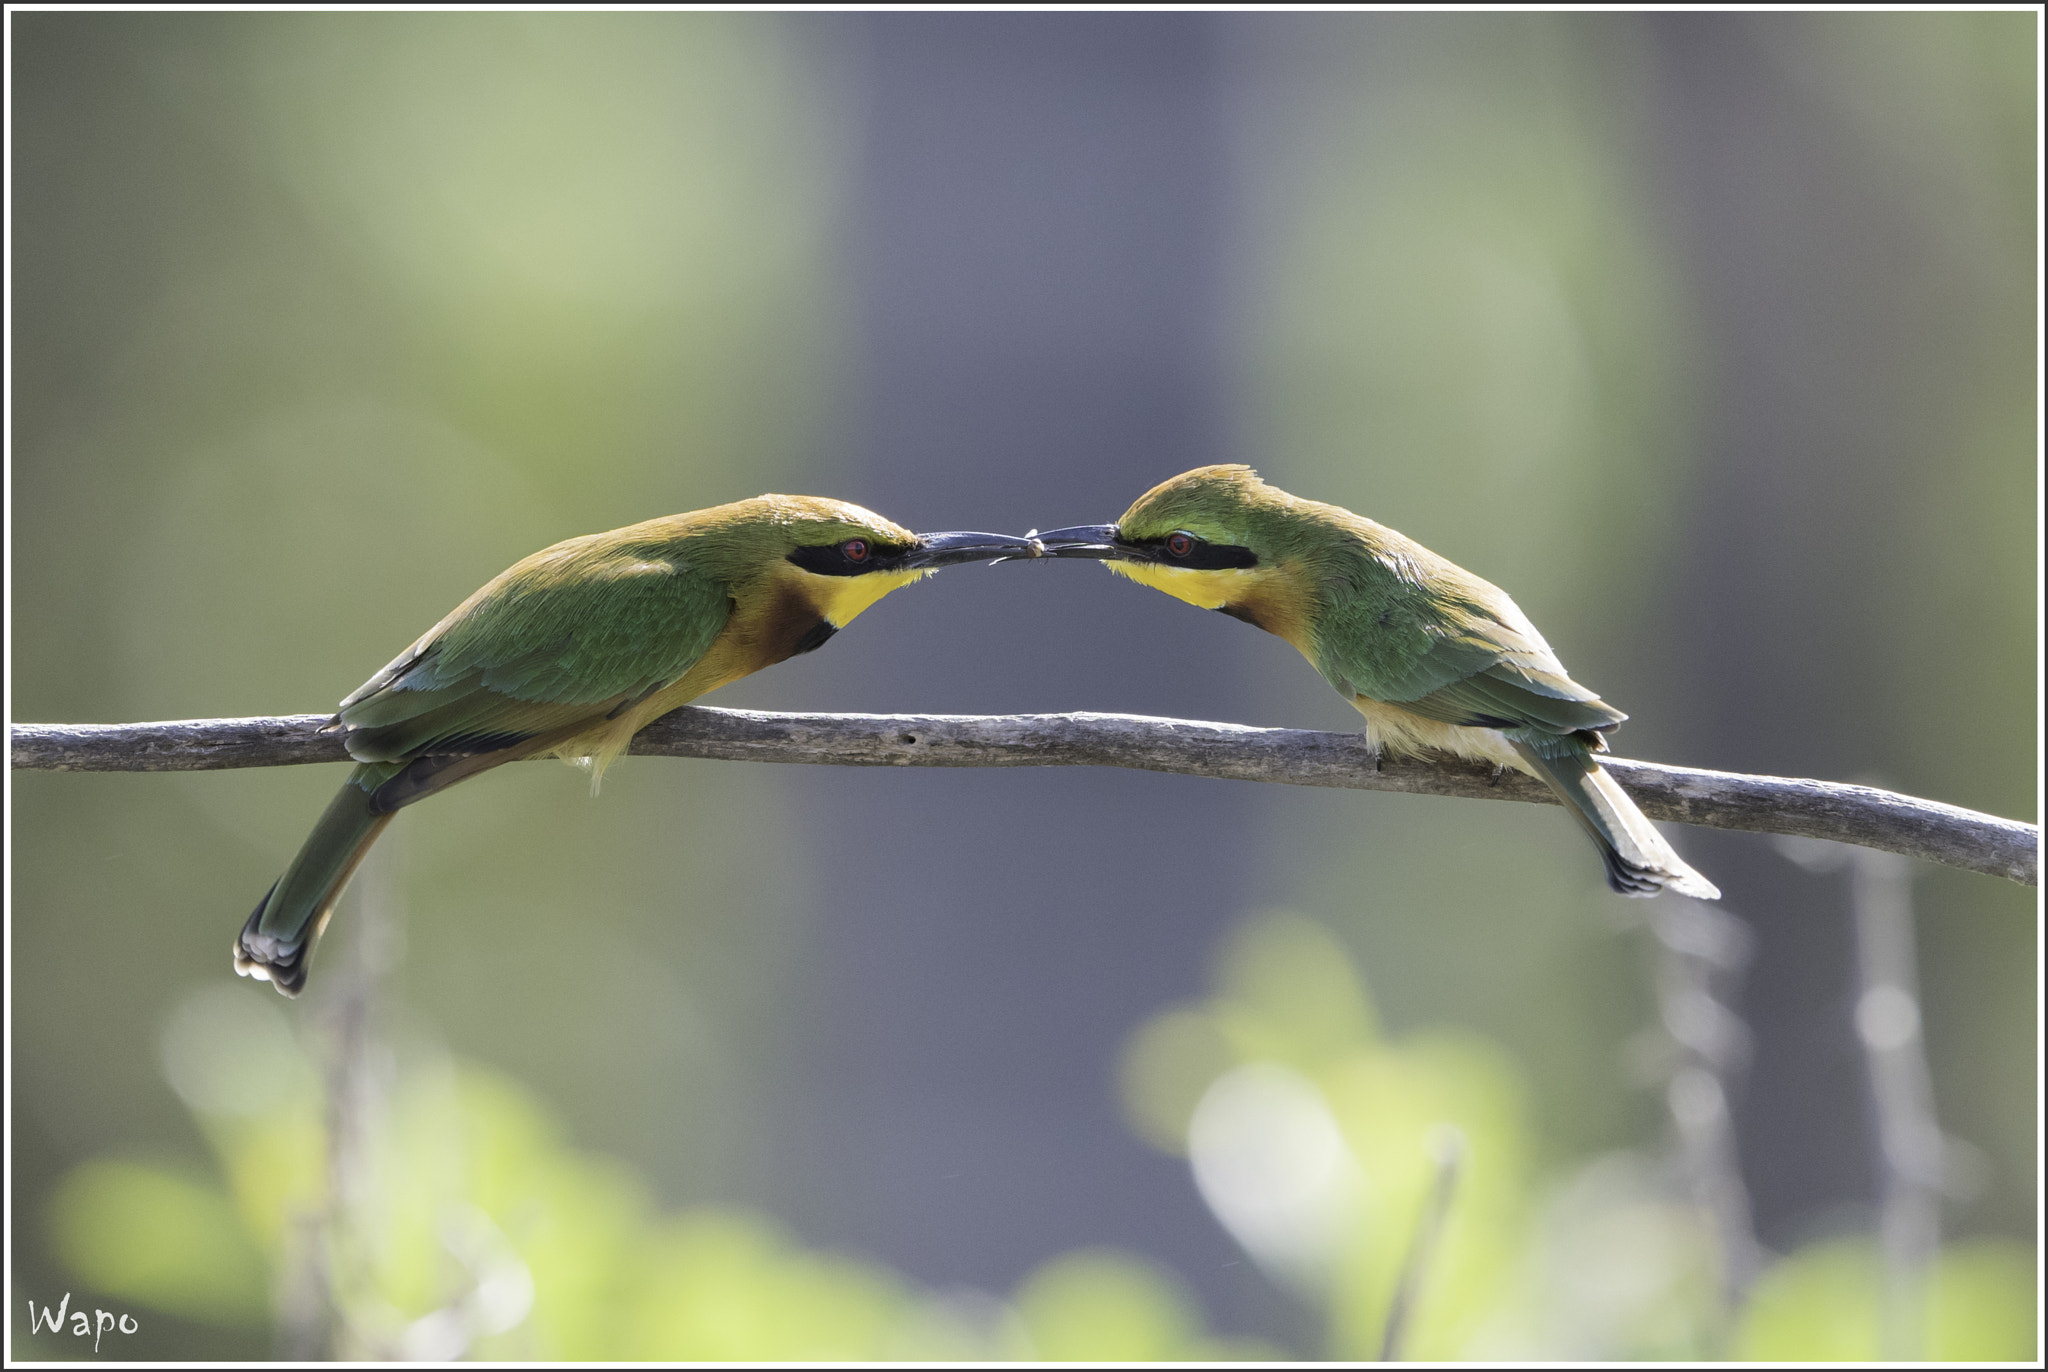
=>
[1511,741,1721,900]
[235,764,396,995]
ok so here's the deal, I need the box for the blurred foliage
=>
[1733,1236,2038,1362]
[46,983,1274,1361]
[43,911,2035,1360]
[1118,909,2036,1360]
[52,1162,268,1327]
[1014,1252,1267,1363]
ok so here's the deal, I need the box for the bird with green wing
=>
[237,496,1040,995]
[1034,465,1719,900]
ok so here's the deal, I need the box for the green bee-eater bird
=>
[1035,466,1719,900]
[236,497,1041,995]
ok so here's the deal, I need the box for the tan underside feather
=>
[1346,695,1528,771]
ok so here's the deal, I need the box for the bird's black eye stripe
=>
[1129,533,1259,570]
[787,541,909,576]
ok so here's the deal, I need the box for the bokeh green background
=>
[10,12,2036,1360]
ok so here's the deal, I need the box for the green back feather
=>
[336,496,917,762]
[1119,466,1625,740]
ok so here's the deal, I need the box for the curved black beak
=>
[902,530,1045,569]
[1031,524,1126,560]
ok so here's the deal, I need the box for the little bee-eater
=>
[237,497,1040,995]
[1036,466,1719,900]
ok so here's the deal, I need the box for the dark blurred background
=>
[10,11,2036,1360]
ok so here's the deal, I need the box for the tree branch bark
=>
[11,709,2036,886]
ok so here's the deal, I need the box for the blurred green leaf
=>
[1735,1235,2039,1361]
[1211,910,1379,1068]
[1929,1240,2039,1362]
[51,1160,268,1325]
[1468,1152,1720,1359]
[1322,1032,1530,1360]
[1013,1249,1208,1362]
[1118,1006,1237,1156]
[623,1211,909,1360]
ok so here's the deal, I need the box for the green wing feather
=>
[1309,535,1625,740]
[337,544,734,763]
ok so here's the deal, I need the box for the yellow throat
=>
[1107,560,1313,654]
[1107,560,1259,609]
[810,566,931,627]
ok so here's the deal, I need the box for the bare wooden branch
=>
[11,709,2036,886]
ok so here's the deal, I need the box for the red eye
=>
[1167,532,1194,557]
[843,538,869,562]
